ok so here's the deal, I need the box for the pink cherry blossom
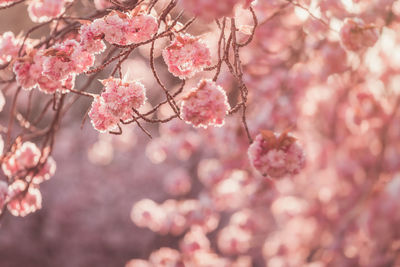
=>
[125,13,158,44]
[13,49,72,93]
[98,11,157,46]
[88,96,120,133]
[340,18,379,51]
[101,77,147,118]
[181,79,230,128]
[1,142,57,185]
[248,131,305,177]
[42,39,79,81]
[162,34,211,79]
[89,78,147,132]
[79,20,107,54]
[7,180,42,217]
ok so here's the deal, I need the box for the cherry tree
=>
[0,0,400,266]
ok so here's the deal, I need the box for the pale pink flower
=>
[248,131,305,177]
[70,46,95,73]
[340,18,379,51]
[7,180,42,217]
[102,11,131,45]
[125,14,158,44]
[42,39,79,81]
[1,155,19,178]
[162,34,211,79]
[89,77,147,132]
[88,96,119,133]
[100,77,147,118]
[15,141,41,168]
[13,49,72,93]
[1,141,57,184]
[181,79,230,128]
[79,20,107,54]
[13,57,39,90]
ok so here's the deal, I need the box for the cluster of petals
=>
[89,78,147,132]
[42,39,96,81]
[1,142,56,184]
[0,31,21,65]
[82,10,158,47]
[13,48,75,94]
[339,18,379,51]
[79,20,107,54]
[181,79,230,128]
[27,0,70,23]
[42,40,80,81]
[6,180,42,217]
[162,34,211,79]
[248,130,305,178]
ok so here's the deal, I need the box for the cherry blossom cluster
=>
[339,18,379,52]
[0,141,56,216]
[248,130,305,178]
[181,79,230,128]
[89,78,147,132]
[82,10,158,47]
[162,34,211,79]
[3,0,400,266]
